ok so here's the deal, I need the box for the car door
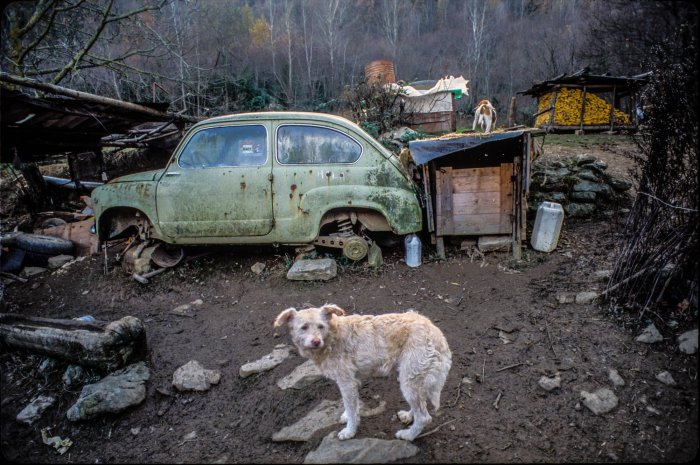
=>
[155,123,274,239]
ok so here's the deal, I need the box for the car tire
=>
[14,233,74,256]
[1,248,26,273]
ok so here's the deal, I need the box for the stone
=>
[251,262,266,274]
[67,362,150,421]
[16,395,56,425]
[580,388,618,415]
[575,154,597,166]
[20,266,47,277]
[287,258,337,281]
[656,371,677,386]
[239,344,292,378]
[576,170,600,182]
[47,254,74,269]
[570,191,597,203]
[544,192,568,203]
[608,369,625,387]
[367,242,383,268]
[678,329,698,354]
[594,269,612,280]
[62,364,84,387]
[572,180,612,196]
[556,293,576,304]
[636,323,663,344]
[272,399,387,442]
[477,235,511,252]
[277,360,325,390]
[565,202,596,218]
[605,175,633,192]
[303,431,419,464]
[575,291,599,304]
[538,374,561,391]
[172,360,221,392]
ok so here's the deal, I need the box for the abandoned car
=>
[90,112,423,261]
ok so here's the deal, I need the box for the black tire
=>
[14,233,74,256]
[1,248,26,274]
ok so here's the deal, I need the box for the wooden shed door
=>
[435,164,513,236]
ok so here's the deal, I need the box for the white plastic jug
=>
[531,201,564,252]
[404,234,422,267]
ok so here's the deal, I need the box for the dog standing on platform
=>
[473,99,497,133]
[274,304,452,441]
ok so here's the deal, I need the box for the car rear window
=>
[276,125,362,164]
[178,125,267,168]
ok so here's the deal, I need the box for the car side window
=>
[178,125,267,168]
[276,125,362,164]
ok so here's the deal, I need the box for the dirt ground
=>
[1,135,697,463]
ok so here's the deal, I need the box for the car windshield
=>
[178,125,267,168]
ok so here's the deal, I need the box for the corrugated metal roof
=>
[518,67,650,97]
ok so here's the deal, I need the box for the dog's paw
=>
[395,428,417,441]
[397,410,413,424]
[337,427,356,440]
[340,411,348,424]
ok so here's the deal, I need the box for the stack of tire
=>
[1,232,75,274]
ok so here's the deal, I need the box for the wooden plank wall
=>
[435,164,514,236]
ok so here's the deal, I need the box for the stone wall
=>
[528,154,634,218]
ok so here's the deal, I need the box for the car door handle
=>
[165,172,180,177]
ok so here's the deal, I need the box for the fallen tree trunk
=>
[0,314,147,371]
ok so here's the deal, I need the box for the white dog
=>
[472,99,497,133]
[274,304,452,441]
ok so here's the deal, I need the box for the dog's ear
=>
[321,304,345,319]
[274,307,297,329]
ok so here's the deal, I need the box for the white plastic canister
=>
[530,201,564,252]
[404,233,422,267]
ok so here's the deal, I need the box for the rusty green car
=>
[91,112,422,261]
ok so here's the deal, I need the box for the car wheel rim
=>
[342,237,368,261]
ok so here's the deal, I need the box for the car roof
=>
[193,111,356,128]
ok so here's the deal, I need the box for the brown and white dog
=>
[472,99,497,133]
[274,304,452,441]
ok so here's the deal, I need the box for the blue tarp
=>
[408,130,526,165]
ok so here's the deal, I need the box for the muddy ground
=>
[1,136,697,463]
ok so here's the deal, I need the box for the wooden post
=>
[578,86,587,134]
[507,96,516,126]
[0,314,147,371]
[512,155,523,260]
[548,87,559,132]
[608,85,617,132]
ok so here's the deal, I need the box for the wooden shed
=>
[408,128,544,259]
[518,67,649,133]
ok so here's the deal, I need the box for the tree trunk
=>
[0,314,147,371]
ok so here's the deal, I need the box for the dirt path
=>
[1,136,697,463]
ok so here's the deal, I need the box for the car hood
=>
[108,169,162,183]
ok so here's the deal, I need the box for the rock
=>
[594,269,612,280]
[303,431,419,464]
[576,170,600,182]
[656,371,677,386]
[565,202,596,218]
[544,192,568,203]
[239,344,292,378]
[580,388,618,415]
[62,364,84,387]
[16,395,56,425]
[477,235,511,252]
[604,175,633,192]
[538,374,561,391]
[47,254,74,269]
[575,154,597,166]
[571,180,613,196]
[20,266,47,278]
[277,360,325,390]
[608,369,625,387]
[172,360,221,392]
[287,259,337,281]
[636,323,663,344]
[272,399,387,442]
[171,299,203,317]
[67,362,150,421]
[570,191,597,203]
[678,329,698,354]
[575,291,599,304]
[367,242,383,268]
[251,262,266,274]
[556,293,575,304]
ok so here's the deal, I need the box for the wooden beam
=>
[1,72,201,124]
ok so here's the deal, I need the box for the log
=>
[0,314,147,371]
